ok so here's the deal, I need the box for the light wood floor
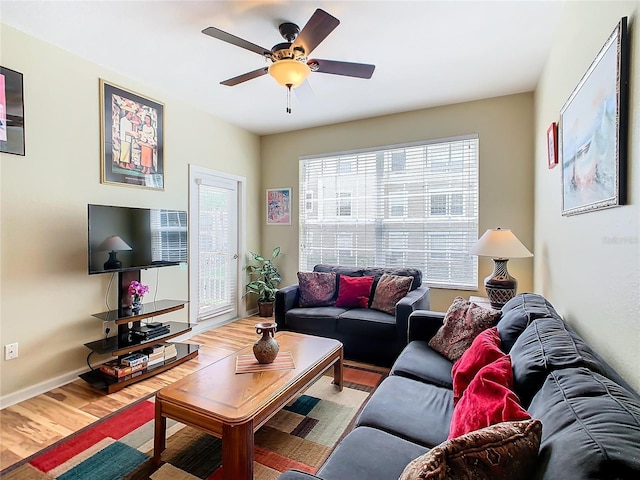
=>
[0,316,269,471]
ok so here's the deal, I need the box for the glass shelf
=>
[92,299,187,325]
[84,321,192,355]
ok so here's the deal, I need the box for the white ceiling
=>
[0,0,564,136]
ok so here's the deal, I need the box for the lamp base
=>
[104,251,122,270]
[484,258,517,309]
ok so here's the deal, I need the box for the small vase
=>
[253,322,279,364]
[131,296,143,313]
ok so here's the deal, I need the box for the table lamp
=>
[98,235,132,270]
[469,228,532,309]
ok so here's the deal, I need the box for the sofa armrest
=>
[276,471,323,480]
[275,284,300,330]
[395,286,430,345]
[407,310,445,342]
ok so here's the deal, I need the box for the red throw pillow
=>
[335,276,375,308]
[448,355,530,439]
[452,327,504,405]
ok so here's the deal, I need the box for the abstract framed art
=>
[0,66,25,156]
[559,17,629,216]
[266,188,292,225]
[99,80,164,190]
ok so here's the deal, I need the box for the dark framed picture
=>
[100,80,164,190]
[560,17,629,216]
[0,66,25,156]
[547,122,558,169]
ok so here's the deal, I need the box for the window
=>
[150,210,188,262]
[336,192,352,217]
[299,135,479,289]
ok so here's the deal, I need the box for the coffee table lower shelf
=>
[80,343,199,394]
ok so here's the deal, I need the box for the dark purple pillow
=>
[297,272,337,307]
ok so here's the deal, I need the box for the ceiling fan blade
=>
[309,59,375,79]
[202,26,272,58]
[221,67,269,86]
[292,9,340,56]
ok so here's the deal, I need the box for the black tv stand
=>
[80,271,198,393]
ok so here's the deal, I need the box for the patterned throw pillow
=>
[297,272,337,307]
[398,419,542,480]
[335,275,375,308]
[370,274,413,315]
[428,297,501,362]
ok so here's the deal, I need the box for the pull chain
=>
[286,84,292,114]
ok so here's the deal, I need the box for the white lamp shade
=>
[97,235,132,252]
[469,228,532,259]
[268,59,311,88]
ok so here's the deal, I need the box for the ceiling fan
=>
[202,8,375,112]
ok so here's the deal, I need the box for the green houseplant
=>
[245,246,282,317]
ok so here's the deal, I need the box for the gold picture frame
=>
[99,80,164,190]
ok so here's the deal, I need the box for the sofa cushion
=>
[390,341,454,389]
[510,316,608,407]
[528,367,640,480]
[362,267,423,292]
[337,308,396,339]
[335,275,374,308]
[317,426,429,480]
[496,293,561,352]
[449,355,530,439]
[284,306,347,334]
[297,271,337,307]
[428,297,501,362]
[370,274,413,315]
[399,419,542,480]
[356,375,453,447]
[452,327,504,405]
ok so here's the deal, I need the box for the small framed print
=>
[266,188,291,225]
[100,79,164,190]
[0,66,25,156]
[547,122,558,169]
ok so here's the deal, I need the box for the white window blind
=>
[195,180,236,320]
[299,135,479,289]
[150,210,188,263]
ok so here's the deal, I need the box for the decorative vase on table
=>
[253,322,279,364]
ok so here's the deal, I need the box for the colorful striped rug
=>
[2,364,386,480]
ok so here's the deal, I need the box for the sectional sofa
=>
[277,293,640,479]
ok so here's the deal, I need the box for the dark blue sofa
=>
[277,293,640,480]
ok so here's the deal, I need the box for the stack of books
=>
[100,352,149,379]
[100,359,146,378]
[142,344,166,367]
[164,343,177,360]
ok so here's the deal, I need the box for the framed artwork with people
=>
[99,80,164,190]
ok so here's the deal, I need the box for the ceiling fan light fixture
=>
[268,59,311,88]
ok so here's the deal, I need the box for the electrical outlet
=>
[5,343,18,360]
[102,321,114,337]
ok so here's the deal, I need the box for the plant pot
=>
[258,301,274,317]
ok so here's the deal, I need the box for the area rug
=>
[2,364,386,480]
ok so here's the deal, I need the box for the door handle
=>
[233,254,239,259]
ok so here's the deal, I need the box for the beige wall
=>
[260,93,535,312]
[534,1,640,392]
[0,25,261,399]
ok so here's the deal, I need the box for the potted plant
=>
[245,247,282,317]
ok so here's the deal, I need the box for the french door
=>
[189,165,245,325]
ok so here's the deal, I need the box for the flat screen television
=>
[88,204,187,275]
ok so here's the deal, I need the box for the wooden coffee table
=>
[153,331,344,479]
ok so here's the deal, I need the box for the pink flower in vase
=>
[128,280,149,307]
